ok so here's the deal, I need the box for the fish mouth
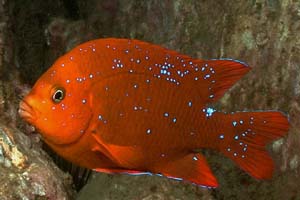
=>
[18,100,37,123]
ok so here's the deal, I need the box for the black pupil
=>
[54,90,63,100]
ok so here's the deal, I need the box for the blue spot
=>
[204,107,216,117]
[234,135,239,140]
[146,129,151,134]
[201,67,205,71]
[164,112,169,117]
[76,77,83,82]
[232,121,237,126]
[193,156,198,161]
[194,77,199,81]
[173,118,177,123]
[239,120,244,124]
[188,101,192,107]
[160,69,167,74]
[204,74,211,79]
[209,94,214,98]
[219,134,224,139]
[243,147,247,152]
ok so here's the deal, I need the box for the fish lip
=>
[18,100,37,122]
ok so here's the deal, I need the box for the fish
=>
[18,38,289,187]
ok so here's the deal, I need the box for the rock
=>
[0,0,75,199]
[77,173,211,200]
[0,123,75,200]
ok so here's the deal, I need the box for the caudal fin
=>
[214,111,289,179]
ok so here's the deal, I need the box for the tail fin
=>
[214,111,289,179]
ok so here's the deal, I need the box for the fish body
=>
[19,38,289,187]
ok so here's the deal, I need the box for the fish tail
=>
[213,111,289,179]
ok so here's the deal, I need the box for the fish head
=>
[19,57,93,145]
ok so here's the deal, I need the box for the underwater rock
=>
[0,1,75,199]
[0,123,75,200]
[77,172,211,200]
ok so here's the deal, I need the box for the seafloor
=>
[0,0,299,199]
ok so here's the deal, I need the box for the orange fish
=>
[19,38,289,187]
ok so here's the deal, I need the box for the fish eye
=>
[52,87,65,103]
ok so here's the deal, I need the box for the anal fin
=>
[154,153,218,188]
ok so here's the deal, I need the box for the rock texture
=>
[0,123,75,200]
[2,0,300,199]
[0,0,75,199]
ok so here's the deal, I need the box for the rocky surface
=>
[1,0,299,199]
[0,123,75,200]
[0,0,75,199]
